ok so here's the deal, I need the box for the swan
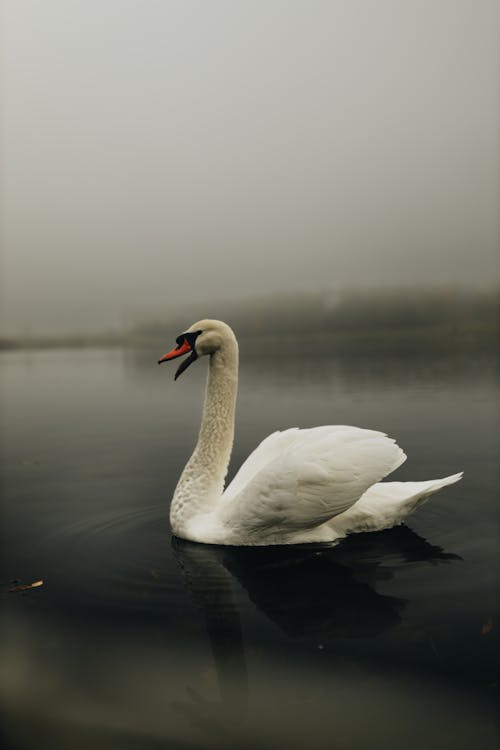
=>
[158,319,462,546]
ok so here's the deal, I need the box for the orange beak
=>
[158,336,199,379]
[158,339,191,364]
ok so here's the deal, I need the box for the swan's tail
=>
[330,472,463,536]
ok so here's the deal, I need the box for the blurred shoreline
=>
[1,286,498,356]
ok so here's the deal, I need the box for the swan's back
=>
[219,426,406,544]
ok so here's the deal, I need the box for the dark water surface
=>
[1,347,499,749]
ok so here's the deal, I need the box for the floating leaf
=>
[481,617,493,636]
[8,579,44,593]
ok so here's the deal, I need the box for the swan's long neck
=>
[170,337,238,537]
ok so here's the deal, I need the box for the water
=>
[1,346,499,749]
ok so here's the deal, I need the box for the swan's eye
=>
[181,330,202,348]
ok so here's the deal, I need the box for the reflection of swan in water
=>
[172,527,460,733]
[173,527,459,643]
[172,537,248,718]
[171,528,460,742]
[169,536,249,741]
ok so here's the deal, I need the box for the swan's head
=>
[158,319,236,379]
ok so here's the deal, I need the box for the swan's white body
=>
[161,320,462,546]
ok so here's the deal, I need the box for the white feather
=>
[329,473,464,536]
[219,427,406,542]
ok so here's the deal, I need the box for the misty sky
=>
[1,0,499,333]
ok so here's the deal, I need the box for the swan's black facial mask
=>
[158,330,202,380]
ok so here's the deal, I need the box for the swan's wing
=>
[330,473,463,535]
[223,428,303,503]
[220,426,406,537]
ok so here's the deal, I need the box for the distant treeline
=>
[131,286,499,355]
[1,286,498,355]
[0,331,125,351]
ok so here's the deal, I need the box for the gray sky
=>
[1,0,499,333]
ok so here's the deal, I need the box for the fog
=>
[1,0,499,334]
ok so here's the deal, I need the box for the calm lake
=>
[1,345,499,749]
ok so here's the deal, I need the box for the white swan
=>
[159,319,462,546]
